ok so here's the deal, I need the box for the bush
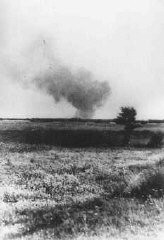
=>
[147,132,163,148]
[115,106,137,146]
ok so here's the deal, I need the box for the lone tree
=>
[116,106,137,146]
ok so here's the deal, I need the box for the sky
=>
[0,0,164,119]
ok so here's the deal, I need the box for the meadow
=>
[0,119,164,147]
[0,119,164,239]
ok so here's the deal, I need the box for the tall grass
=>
[0,129,159,148]
[1,145,164,239]
[147,131,163,148]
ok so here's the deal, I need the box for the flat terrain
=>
[0,120,164,239]
[0,119,163,147]
[0,119,164,131]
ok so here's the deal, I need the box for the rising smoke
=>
[33,66,110,118]
[2,35,110,118]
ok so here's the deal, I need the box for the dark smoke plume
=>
[6,37,111,118]
[33,66,110,118]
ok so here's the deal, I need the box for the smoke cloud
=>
[33,66,110,118]
[0,33,110,118]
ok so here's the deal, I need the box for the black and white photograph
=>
[0,0,164,239]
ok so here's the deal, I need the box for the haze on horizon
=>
[0,0,164,120]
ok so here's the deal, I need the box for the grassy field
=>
[1,119,164,132]
[0,120,164,239]
[0,119,164,147]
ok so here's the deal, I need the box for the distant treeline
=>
[0,118,164,123]
[0,117,113,123]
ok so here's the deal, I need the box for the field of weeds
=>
[0,142,164,240]
[0,119,164,148]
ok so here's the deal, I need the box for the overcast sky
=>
[0,0,164,119]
